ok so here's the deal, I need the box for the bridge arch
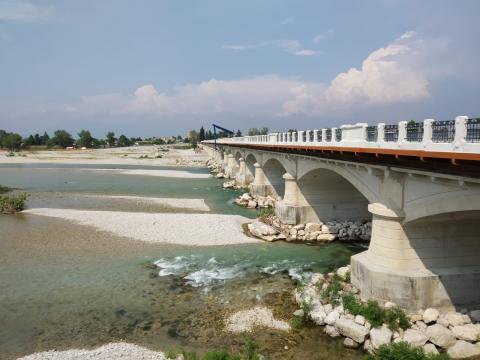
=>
[245,153,257,182]
[263,158,287,199]
[296,168,371,222]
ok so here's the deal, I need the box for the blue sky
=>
[0,0,479,137]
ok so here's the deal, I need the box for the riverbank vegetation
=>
[0,192,28,214]
[366,342,449,360]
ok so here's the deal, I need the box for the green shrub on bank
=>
[321,274,343,304]
[342,293,410,331]
[258,206,274,218]
[365,341,449,360]
[0,192,28,214]
[0,184,10,194]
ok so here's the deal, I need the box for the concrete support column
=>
[235,157,250,187]
[249,162,271,196]
[275,173,302,225]
[225,154,238,178]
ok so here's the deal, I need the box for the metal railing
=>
[317,131,322,142]
[325,129,332,142]
[302,131,307,142]
[366,126,378,142]
[335,128,342,142]
[466,118,480,143]
[406,122,424,142]
[432,120,455,143]
[309,131,314,142]
[384,125,399,142]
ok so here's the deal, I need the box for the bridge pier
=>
[249,163,275,196]
[275,173,303,224]
[224,154,238,178]
[351,203,480,311]
[235,157,251,187]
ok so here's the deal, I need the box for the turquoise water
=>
[0,163,363,359]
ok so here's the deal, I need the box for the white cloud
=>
[0,1,53,22]
[223,39,319,56]
[313,29,334,44]
[68,31,430,119]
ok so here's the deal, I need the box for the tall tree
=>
[106,131,116,147]
[25,135,35,146]
[34,133,41,145]
[77,130,94,148]
[40,131,50,145]
[0,130,7,148]
[117,134,131,147]
[4,133,22,151]
[198,126,205,141]
[235,130,242,137]
[52,130,74,148]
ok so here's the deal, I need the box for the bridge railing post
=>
[423,119,434,147]
[313,129,319,143]
[377,123,385,147]
[321,129,327,144]
[398,121,407,144]
[298,131,304,144]
[454,116,468,150]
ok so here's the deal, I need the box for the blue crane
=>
[212,123,234,149]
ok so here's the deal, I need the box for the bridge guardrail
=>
[204,115,480,153]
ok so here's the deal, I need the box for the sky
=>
[0,0,479,137]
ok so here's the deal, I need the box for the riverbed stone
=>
[403,328,428,347]
[470,310,480,323]
[325,325,340,338]
[363,339,375,355]
[451,324,480,342]
[423,343,439,355]
[336,266,350,280]
[317,233,336,242]
[293,309,304,318]
[248,222,278,240]
[445,312,467,327]
[423,308,440,324]
[325,310,340,326]
[305,222,322,233]
[370,325,393,350]
[343,338,360,349]
[310,304,327,326]
[447,340,480,359]
[334,317,369,344]
[354,315,366,326]
[426,324,457,348]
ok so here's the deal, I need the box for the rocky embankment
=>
[294,266,480,359]
[248,215,371,243]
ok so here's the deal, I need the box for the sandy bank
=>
[226,306,291,333]
[24,208,260,246]
[84,195,210,211]
[17,342,168,360]
[82,168,211,179]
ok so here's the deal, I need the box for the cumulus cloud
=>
[0,1,53,22]
[69,31,429,118]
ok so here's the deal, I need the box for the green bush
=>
[365,341,449,360]
[0,184,10,194]
[202,350,240,360]
[0,192,28,214]
[258,206,274,218]
[321,274,343,304]
[342,293,410,331]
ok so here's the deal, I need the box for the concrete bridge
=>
[203,116,480,312]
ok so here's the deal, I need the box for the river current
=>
[0,163,363,359]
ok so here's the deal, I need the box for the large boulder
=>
[324,310,340,326]
[451,324,480,342]
[343,338,359,349]
[370,325,393,350]
[403,329,428,347]
[324,325,340,338]
[334,317,369,344]
[447,340,480,359]
[247,222,278,240]
[445,312,468,327]
[426,324,457,348]
[336,266,350,280]
[423,308,440,324]
[317,233,336,242]
[423,343,439,355]
[305,222,322,233]
[310,304,327,326]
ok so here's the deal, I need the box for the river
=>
[0,163,363,359]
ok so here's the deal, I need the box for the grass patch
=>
[257,206,274,218]
[0,192,28,214]
[365,341,449,360]
[342,293,410,331]
[321,274,343,304]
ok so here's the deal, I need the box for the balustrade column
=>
[398,121,407,143]
[454,116,468,147]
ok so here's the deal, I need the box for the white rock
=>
[423,343,439,355]
[325,310,340,326]
[445,312,467,327]
[310,304,327,326]
[323,303,333,315]
[321,224,337,234]
[334,317,369,344]
[403,329,428,347]
[293,309,304,318]
[452,324,480,342]
[364,320,372,331]
[354,315,366,326]
[423,308,440,324]
[310,273,325,286]
[293,224,305,230]
[240,193,251,201]
[363,339,375,355]
[447,340,480,359]
[343,338,360,349]
[370,325,393,350]
[334,305,344,315]
[324,325,340,338]
[336,266,350,280]
[247,221,278,239]
[247,200,257,208]
[317,233,336,242]
[384,301,397,309]
[305,222,322,233]
[415,321,427,332]
[426,324,457,348]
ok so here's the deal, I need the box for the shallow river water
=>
[0,163,363,359]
